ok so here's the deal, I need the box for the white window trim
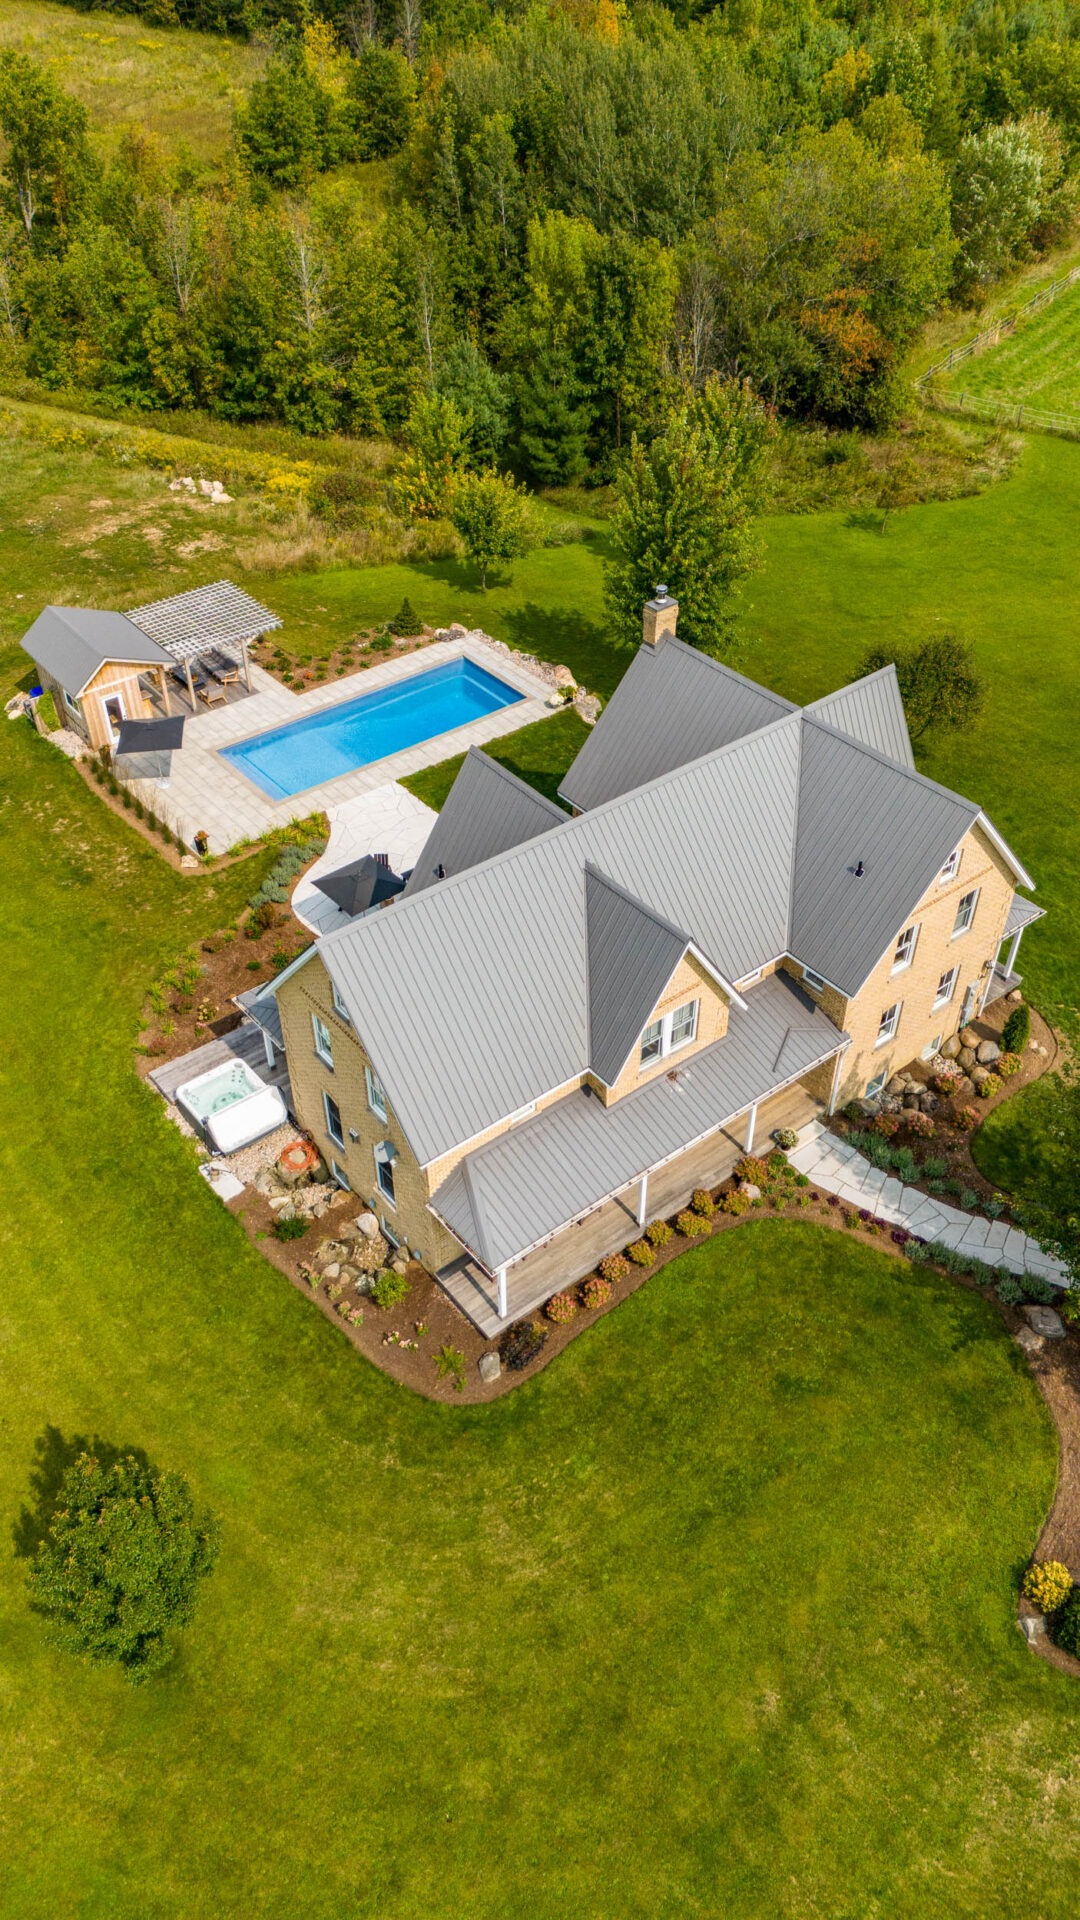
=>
[802,968,825,993]
[364,1064,388,1121]
[921,1033,943,1061]
[331,980,351,1022]
[508,1101,537,1125]
[951,888,980,939]
[892,924,919,973]
[374,1141,397,1207]
[876,1001,902,1047]
[933,965,958,1009]
[737,967,763,987]
[61,685,82,715]
[312,1013,333,1067]
[640,999,699,1067]
[330,1158,351,1190]
[938,848,962,884]
[323,1089,344,1148]
[866,1069,888,1100]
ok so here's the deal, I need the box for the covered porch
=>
[981,895,1045,1011]
[128,580,281,720]
[437,1079,821,1338]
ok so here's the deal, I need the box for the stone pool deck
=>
[787,1120,1067,1285]
[120,635,553,853]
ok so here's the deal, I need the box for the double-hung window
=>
[323,1090,344,1148]
[312,1013,333,1067]
[802,968,825,994]
[365,1064,388,1121]
[934,965,958,1009]
[952,889,979,938]
[331,979,351,1022]
[374,1140,397,1207]
[939,848,962,884]
[892,924,918,972]
[876,1001,902,1047]
[639,1000,700,1067]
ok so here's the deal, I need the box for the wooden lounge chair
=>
[197,678,228,708]
[203,648,241,685]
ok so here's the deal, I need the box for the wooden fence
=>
[916,263,1080,389]
[923,387,1080,443]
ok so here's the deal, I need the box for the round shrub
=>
[598,1254,629,1285]
[545,1290,577,1324]
[720,1190,750,1216]
[580,1274,612,1311]
[997,1051,1021,1078]
[733,1156,769,1185]
[954,1105,980,1131]
[1054,1593,1080,1657]
[907,1111,935,1138]
[676,1209,711,1237]
[370,1268,410,1310]
[995,1274,1024,1305]
[1023,1560,1073,1614]
[1002,1002,1030,1056]
[873,1113,900,1138]
[644,1220,673,1248]
[690,1188,715,1217]
[977,1073,1002,1099]
[1023,1276,1057,1305]
[273,1214,308,1241]
[626,1240,654,1267]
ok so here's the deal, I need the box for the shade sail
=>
[313,856,405,917]
[115,715,185,755]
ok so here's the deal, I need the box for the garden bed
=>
[248,618,435,689]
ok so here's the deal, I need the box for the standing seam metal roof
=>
[804,666,915,769]
[584,865,691,1086]
[20,606,172,695]
[403,748,567,897]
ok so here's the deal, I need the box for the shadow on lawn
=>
[12,1424,154,1560]
[501,603,626,696]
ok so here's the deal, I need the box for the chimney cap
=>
[646,583,676,608]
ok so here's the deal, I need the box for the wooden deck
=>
[437,1082,821,1339]
[148,1021,293,1114]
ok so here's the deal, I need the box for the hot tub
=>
[175,1057,287,1154]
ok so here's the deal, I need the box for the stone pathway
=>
[291,783,436,936]
[787,1120,1067,1286]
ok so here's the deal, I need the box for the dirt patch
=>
[135,902,320,1069]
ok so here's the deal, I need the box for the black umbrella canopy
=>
[314,855,405,917]
[115,714,185,755]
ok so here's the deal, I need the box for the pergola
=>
[127,581,282,714]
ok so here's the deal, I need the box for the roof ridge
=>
[661,636,798,709]
[583,860,692,947]
[800,711,978,813]
[463,745,568,818]
[803,662,902,709]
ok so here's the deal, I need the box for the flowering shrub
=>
[733,1156,770,1185]
[954,1105,980,1131]
[690,1188,715,1217]
[580,1274,612,1310]
[997,1051,1021,1078]
[907,1111,935,1138]
[545,1290,577,1324]
[676,1209,711,1237]
[873,1114,900,1138]
[932,1073,959,1095]
[1023,1560,1074,1613]
[773,1127,798,1149]
[626,1240,654,1267]
[720,1190,750,1215]
[977,1073,1002,1099]
[598,1254,630,1284]
[645,1220,673,1247]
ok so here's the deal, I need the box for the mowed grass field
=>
[1,715,1080,1916]
[0,0,262,160]
[940,278,1080,419]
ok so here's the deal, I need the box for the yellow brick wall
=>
[595,953,729,1105]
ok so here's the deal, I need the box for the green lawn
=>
[971,1075,1068,1202]
[400,706,589,811]
[3,715,1080,1915]
[939,279,1080,420]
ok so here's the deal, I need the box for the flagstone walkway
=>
[787,1120,1066,1286]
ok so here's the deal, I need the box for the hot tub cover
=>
[206,1084,287,1155]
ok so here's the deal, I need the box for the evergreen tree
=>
[435,336,510,465]
[514,344,592,485]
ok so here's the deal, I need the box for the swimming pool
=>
[220,657,525,800]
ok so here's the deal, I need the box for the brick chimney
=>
[642,584,678,649]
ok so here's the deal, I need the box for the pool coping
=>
[117,636,555,853]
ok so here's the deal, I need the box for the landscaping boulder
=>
[918,1091,938,1113]
[954,1075,975,1096]
[887,1075,908,1096]
[389,1253,410,1276]
[903,1091,921,1109]
[352,1232,390,1275]
[941,1035,962,1060]
[976,1039,1001,1065]
[958,1046,976,1072]
[960,1025,980,1048]
[1019,1613,1047,1643]
[575,693,602,726]
[553,665,577,692]
[1014,1325,1045,1355]
[1008,988,1023,1002]
[478,1351,501,1383]
[323,1263,341,1282]
[740,1182,761,1201]
[355,1211,381,1238]
[971,1065,991,1087]
[1023,1303,1066,1340]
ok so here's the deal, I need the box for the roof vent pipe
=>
[854,860,865,878]
[642,585,679,650]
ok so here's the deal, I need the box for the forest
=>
[1,0,1079,488]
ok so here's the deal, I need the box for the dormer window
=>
[892,924,918,972]
[640,1000,700,1067]
[939,848,961,884]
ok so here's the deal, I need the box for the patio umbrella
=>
[115,715,185,755]
[314,855,405,917]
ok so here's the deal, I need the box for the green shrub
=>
[1023,1560,1073,1613]
[676,1210,711,1237]
[644,1220,673,1247]
[996,1275,1024,1304]
[866,1139,893,1170]
[435,1344,465,1391]
[690,1188,715,1217]
[1055,1594,1080,1657]
[626,1240,654,1267]
[923,1156,948,1179]
[545,1290,577,1324]
[580,1274,612,1310]
[1023,1276,1057,1305]
[1059,1287,1080,1325]
[977,1073,1002,1099]
[371,1269,410,1310]
[959,1188,978,1211]
[598,1254,629,1284]
[1002,1003,1030,1055]
[273,1214,308,1242]
[893,1148,919,1183]
[721,1191,750,1215]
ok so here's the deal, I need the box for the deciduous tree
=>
[451,468,530,587]
[856,633,985,741]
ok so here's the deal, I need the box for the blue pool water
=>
[220,657,524,800]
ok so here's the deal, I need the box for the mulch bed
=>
[248,626,436,690]
[135,898,319,1071]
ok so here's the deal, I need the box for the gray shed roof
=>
[404,748,566,897]
[431,971,847,1270]
[558,638,795,811]
[21,605,172,696]
[1004,895,1045,938]
[584,865,691,1086]
[804,666,914,769]
[128,580,281,663]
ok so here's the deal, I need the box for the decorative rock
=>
[355,1211,381,1238]
[574,693,602,726]
[180,854,199,869]
[1019,1612,1047,1643]
[971,1065,990,1087]
[390,1253,410,1275]
[954,1075,974,1096]
[740,1182,761,1200]
[1023,1303,1066,1339]
[850,1098,879,1118]
[553,665,577,690]
[958,1046,976,1071]
[1008,988,1023,1002]
[478,1351,501,1383]
[887,1075,907,1095]
[918,1090,938,1113]
[323,1263,341,1281]
[941,1035,962,1060]
[960,1025,980,1048]
[902,1091,921,1109]
[1014,1325,1045,1355]
[976,1039,1001,1065]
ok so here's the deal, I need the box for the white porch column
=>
[637,1172,649,1227]
[262,1030,276,1070]
[826,1050,845,1117]
[496,1266,507,1320]
[744,1102,758,1154]
[1007,925,1023,977]
[242,637,253,692]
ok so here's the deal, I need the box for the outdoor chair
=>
[203,648,241,685]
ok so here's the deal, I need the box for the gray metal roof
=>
[584,865,690,1086]
[790,719,978,995]
[128,580,281,663]
[804,666,914,769]
[21,605,172,696]
[558,638,795,811]
[235,985,284,1049]
[431,971,847,1270]
[404,748,566,897]
[1004,896,1045,938]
